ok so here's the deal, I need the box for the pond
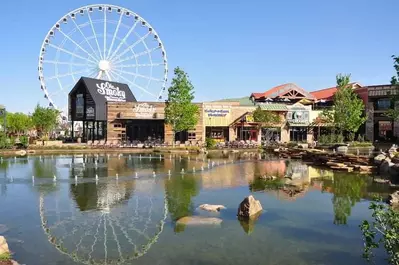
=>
[0,153,390,265]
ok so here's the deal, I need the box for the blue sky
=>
[1,0,398,113]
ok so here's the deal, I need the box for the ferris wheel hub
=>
[98,60,111,71]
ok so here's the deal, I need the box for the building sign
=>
[76,94,84,118]
[133,103,156,118]
[245,114,254,123]
[86,106,95,119]
[205,109,230,117]
[96,82,126,102]
[287,110,309,123]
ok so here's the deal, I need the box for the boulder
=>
[176,216,222,226]
[373,178,391,184]
[237,195,263,218]
[15,150,26,156]
[198,204,226,212]
[380,159,394,174]
[336,146,348,154]
[389,164,399,177]
[0,236,10,256]
[387,191,399,205]
[374,154,387,165]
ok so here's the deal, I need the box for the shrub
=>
[360,199,399,265]
[318,134,328,144]
[19,135,29,147]
[205,138,216,148]
[336,134,344,143]
[357,134,365,142]
[347,132,355,142]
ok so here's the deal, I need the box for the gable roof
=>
[69,77,137,120]
[251,83,315,100]
[69,77,136,103]
[311,82,362,101]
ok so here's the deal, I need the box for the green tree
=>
[165,67,199,144]
[6,112,32,136]
[31,105,60,137]
[252,106,281,126]
[322,74,366,135]
[360,199,399,265]
[385,55,399,120]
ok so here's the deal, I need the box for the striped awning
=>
[257,104,288,111]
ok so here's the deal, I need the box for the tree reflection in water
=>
[32,157,59,195]
[322,173,367,225]
[165,175,199,223]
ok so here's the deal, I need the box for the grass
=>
[0,253,11,261]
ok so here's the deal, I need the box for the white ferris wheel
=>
[38,4,168,119]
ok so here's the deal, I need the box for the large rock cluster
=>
[374,145,399,181]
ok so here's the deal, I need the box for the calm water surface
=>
[0,153,390,265]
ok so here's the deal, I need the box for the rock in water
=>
[176,216,223,226]
[0,236,10,256]
[198,204,226,212]
[237,195,263,218]
[388,191,399,205]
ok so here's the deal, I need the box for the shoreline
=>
[0,147,261,157]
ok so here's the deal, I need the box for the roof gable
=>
[251,83,315,100]
[81,77,136,104]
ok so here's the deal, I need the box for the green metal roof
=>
[213,97,255,106]
[257,104,288,111]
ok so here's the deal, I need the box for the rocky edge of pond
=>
[273,147,376,173]
[0,236,20,265]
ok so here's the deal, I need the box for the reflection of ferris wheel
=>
[38,4,168,117]
[39,179,167,265]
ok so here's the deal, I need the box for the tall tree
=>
[31,105,60,137]
[323,74,366,134]
[165,67,199,144]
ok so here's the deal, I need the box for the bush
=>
[19,135,29,147]
[0,133,12,149]
[357,134,365,142]
[347,132,355,142]
[205,138,216,148]
[336,134,344,143]
[360,199,399,265]
[318,134,328,144]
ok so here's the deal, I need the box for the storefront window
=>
[206,127,229,142]
[376,99,392,110]
[290,127,307,142]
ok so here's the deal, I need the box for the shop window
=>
[376,99,392,110]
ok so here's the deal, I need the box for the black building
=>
[68,77,136,142]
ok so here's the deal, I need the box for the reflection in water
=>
[39,178,167,264]
[0,154,393,265]
[165,175,199,222]
[322,173,368,225]
[238,212,262,235]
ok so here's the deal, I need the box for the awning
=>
[257,103,288,111]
